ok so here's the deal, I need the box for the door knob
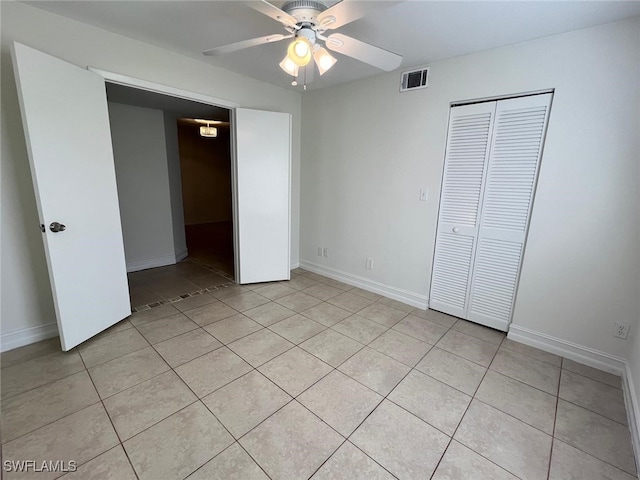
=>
[49,222,66,233]
[452,227,460,233]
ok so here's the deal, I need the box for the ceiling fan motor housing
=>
[282,0,327,25]
[296,27,317,45]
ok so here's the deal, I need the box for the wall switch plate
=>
[614,322,630,339]
[419,188,428,202]
[318,247,323,256]
[323,248,329,257]
[366,258,373,270]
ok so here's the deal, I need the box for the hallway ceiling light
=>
[200,123,218,137]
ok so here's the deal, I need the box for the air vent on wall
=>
[400,66,429,93]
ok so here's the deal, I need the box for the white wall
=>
[0,2,301,348]
[300,18,640,361]
[109,101,177,271]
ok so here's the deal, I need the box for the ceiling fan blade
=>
[317,0,402,31]
[203,34,292,56]
[325,33,402,71]
[248,0,298,29]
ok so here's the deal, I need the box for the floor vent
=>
[400,66,429,92]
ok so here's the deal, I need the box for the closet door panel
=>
[466,238,523,330]
[467,93,553,330]
[430,232,475,316]
[430,102,496,318]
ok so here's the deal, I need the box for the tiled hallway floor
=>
[127,259,233,310]
[1,269,636,479]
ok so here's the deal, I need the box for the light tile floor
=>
[1,269,636,480]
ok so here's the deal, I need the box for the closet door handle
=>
[452,227,460,233]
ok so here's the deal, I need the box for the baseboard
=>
[175,249,188,263]
[1,322,59,353]
[622,362,640,475]
[126,253,181,273]
[299,260,428,309]
[291,261,300,269]
[507,324,626,375]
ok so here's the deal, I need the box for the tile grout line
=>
[192,295,415,477]
[292,323,449,479]
[2,329,157,445]
[0,352,87,403]
[334,314,465,479]
[283,330,400,479]
[500,341,564,368]
[131,281,236,312]
[560,365,624,390]
[76,349,141,480]
[552,366,637,477]
[0,372,105,447]
[488,358,630,429]
[481,368,561,408]
[547,357,563,480]
[108,314,264,480]
[427,335,521,480]
[454,335,633,478]
[310,307,626,472]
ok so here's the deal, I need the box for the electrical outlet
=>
[323,248,329,257]
[317,247,322,256]
[366,258,373,270]
[614,322,630,339]
[419,188,428,202]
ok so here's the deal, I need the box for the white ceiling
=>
[25,0,640,92]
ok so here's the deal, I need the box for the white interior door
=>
[11,42,130,350]
[235,108,291,284]
[430,102,496,318]
[467,93,552,330]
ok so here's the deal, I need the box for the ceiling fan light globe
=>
[279,55,299,76]
[294,41,309,57]
[313,46,337,75]
[287,38,312,66]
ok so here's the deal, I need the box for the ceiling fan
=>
[203,0,403,86]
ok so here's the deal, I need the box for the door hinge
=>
[40,224,45,233]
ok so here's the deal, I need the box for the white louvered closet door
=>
[467,93,552,330]
[429,102,496,318]
[430,93,552,331]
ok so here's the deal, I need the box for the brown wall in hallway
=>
[178,123,232,225]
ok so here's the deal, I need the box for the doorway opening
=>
[176,118,234,278]
[12,45,292,350]
[105,83,235,310]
